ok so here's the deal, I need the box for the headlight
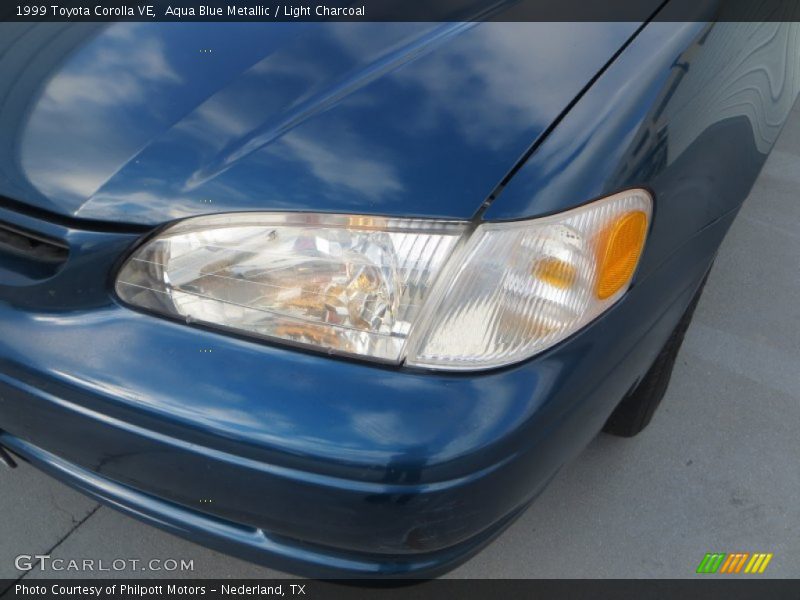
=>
[115,213,465,363]
[116,190,651,370]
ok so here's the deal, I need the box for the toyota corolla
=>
[0,12,797,578]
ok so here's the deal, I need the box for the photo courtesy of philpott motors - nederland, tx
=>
[13,583,292,596]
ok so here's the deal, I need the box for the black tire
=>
[602,272,709,437]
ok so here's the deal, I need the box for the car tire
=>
[602,270,710,438]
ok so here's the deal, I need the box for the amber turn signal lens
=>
[407,189,651,370]
[596,210,648,299]
[533,257,578,289]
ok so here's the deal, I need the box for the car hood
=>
[0,21,642,225]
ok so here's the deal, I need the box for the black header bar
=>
[2,579,800,600]
[2,0,800,22]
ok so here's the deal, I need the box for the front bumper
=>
[0,208,731,577]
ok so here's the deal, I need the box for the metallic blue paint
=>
[0,21,640,223]
[0,17,798,577]
[485,22,799,275]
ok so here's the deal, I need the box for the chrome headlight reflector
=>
[115,213,465,362]
[116,190,651,370]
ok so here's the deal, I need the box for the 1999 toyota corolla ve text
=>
[0,12,798,577]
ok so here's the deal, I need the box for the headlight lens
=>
[115,213,465,362]
[115,190,651,370]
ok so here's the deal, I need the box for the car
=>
[1,14,798,578]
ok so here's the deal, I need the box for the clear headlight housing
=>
[116,190,651,370]
[115,213,465,362]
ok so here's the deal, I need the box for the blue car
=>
[1,16,798,578]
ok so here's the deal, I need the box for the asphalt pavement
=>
[1,105,799,584]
